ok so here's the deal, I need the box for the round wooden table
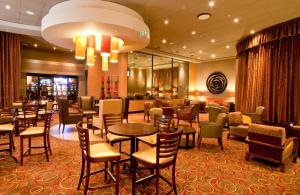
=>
[108,123,156,173]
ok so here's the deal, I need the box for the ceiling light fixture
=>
[183,45,186,49]
[53,46,56,50]
[208,1,215,7]
[233,18,239,23]
[169,42,174,45]
[250,30,255,34]
[197,13,212,20]
[211,39,215,43]
[211,54,216,58]
[162,39,167,44]
[5,5,11,10]
[192,31,196,35]
[164,19,169,25]
[225,45,230,49]
[34,43,38,47]
[198,50,203,54]
[26,10,35,15]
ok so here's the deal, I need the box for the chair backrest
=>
[76,121,90,158]
[177,106,193,120]
[161,107,174,117]
[156,130,182,165]
[255,106,265,115]
[206,106,222,122]
[153,99,164,108]
[153,115,172,132]
[22,103,39,118]
[44,111,53,134]
[58,99,70,122]
[46,101,54,111]
[216,113,227,126]
[99,99,122,129]
[192,104,200,116]
[79,96,94,111]
[103,113,123,135]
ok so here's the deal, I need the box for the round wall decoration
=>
[206,72,227,94]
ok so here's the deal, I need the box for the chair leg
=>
[44,135,49,162]
[115,159,120,195]
[197,137,202,149]
[104,161,108,181]
[218,138,224,151]
[155,168,160,195]
[62,124,65,133]
[78,155,85,190]
[172,164,177,195]
[47,134,52,155]
[28,138,31,155]
[20,136,24,166]
[58,123,61,130]
[83,162,90,195]
[197,115,200,124]
[177,119,179,127]
[9,132,13,156]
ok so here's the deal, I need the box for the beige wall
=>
[127,68,147,94]
[87,53,128,98]
[20,47,86,97]
[189,58,236,102]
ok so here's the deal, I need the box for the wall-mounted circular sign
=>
[206,72,227,94]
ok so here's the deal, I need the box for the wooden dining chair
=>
[76,122,121,195]
[17,103,39,130]
[20,111,53,166]
[132,130,182,195]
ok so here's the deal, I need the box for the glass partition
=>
[127,52,188,99]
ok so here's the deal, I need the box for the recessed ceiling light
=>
[211,54,216,58]
[26,10,34,15]
[53,47,56,50]
[169,42,174,45]
[162,39,167,44]
[250,30,255,34]
[34,43,38,47]
[183,45,186,49]
[197,57,201,59]
[198,50,203,54]
[164,19,169,25]
[130,51,133,53]
[233,18,239,23]
[208,1,215,7]
[197,13,212,20]
[70,49,73,52]
[211,39,215,43]
[5,5,11,10]
[191,31,196,35]
[225,45,230,49]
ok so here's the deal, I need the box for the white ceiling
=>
[0,0,300,61]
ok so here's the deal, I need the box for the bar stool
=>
[76,121,121,195]
[20,112,53,166]
[0,124,17,162]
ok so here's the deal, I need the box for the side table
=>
[287,125,300,157]
[177,125,196,149]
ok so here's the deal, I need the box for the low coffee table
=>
[178,125,196,149]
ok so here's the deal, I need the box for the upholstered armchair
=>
[176,106,193,127]
[246,123,298,172]
[78,96,97,116]
[144,101,153,122]
[227,112,252,139]
[197,113,227,150]
[205,106,221,122]
[244,106,265,124]
[191,104,200,123]
[58,99,83,133]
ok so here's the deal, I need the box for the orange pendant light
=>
[102,56,109,71]
[95,35,102,52]
[86,35,95,66]
[109,52,118,63]
[74,35,87,59]
[111,37,119,53]
[100,35,111,57]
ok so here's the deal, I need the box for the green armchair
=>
[58,99,83,133]
[244,106,265,124]
[205,106,222,122]
[197,113,227,150]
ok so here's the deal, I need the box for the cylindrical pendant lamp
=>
[102,56,109,71]
[109,52,118,63]
[111,37,119,53]
[100,35,111,57]
[74,35,87,59]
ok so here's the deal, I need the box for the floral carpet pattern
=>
[0,113,299,194]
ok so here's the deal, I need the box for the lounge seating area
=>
[0,0,300,194]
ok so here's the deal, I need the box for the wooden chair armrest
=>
[248,140,284,150]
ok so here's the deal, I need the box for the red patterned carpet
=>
[0,113,300,194]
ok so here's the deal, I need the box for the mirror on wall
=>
[127,52,188,99]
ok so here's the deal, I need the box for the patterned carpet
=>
[0,113,300,194]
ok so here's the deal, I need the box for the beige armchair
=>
[197,113,227,150]
[246,123,298,172]
[227,112,252,139]
[205,106,221,122]
[92,99,122,136]
[244,106,265,124]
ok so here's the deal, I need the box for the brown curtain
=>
[236,18,300,124]
[0,31,21,108]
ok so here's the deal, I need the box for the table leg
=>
[130,137,136,173]
[192,133,195,147]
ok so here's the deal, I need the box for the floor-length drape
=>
[0,31,21,107]
[236,18,300,124]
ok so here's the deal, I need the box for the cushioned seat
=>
[133,147,173,165]
[20,127,44,136]
[17,114,36,119]
[138,134,157,146]
[0,124,14,131]
[82,110,97,115]
[228,112,252,139]
[106,133,130,142]
[38,110,52,115]
[88,143,120,159]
